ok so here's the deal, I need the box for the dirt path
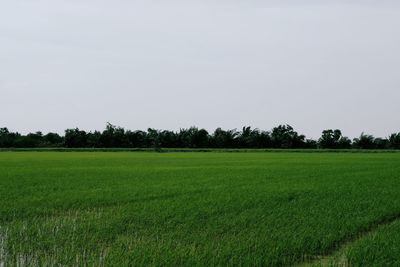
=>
[298,213,400,266]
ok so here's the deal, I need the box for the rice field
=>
[1,151,400,266]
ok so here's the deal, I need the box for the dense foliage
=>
[1,124,399,149]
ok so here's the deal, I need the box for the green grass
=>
[345,220,400,266]
[0,152,400,266]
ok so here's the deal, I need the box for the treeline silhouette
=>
[1,124,400,149]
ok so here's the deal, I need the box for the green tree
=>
[318,129,351,149]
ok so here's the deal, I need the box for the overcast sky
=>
[1,0,399,138]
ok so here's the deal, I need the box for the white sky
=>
[1,0,400,138]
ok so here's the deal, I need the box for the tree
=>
[87,131,102,148]
[126,130,147,148]
[353,133,376,149]
[99,123,128,147]
[0,128,12,147]
[389,133,400,149]
[189,128,209,148]
[373,138,389,149]
[236,127,272,148]
[0,124,398,149]
[178,127,209,148]
[146,128,161,149]
[211,128,238,148]
[318,129,351,149]
[158,130,178,148]
[64,128,88,148]
[304,139,318,149]
[23,132,44,147]
[271,125,305,148]
[43,132,63,146]
[257,131,272,148]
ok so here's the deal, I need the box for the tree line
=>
[1,124,400,149]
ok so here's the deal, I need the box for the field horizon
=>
[2,147,400,153]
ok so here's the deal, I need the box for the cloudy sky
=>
[1,0,399,138]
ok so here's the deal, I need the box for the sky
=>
[1,0,399,138]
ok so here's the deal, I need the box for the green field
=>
[1,152,400,266]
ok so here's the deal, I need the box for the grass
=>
[345,220,400,266]
[0,151,400,266]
